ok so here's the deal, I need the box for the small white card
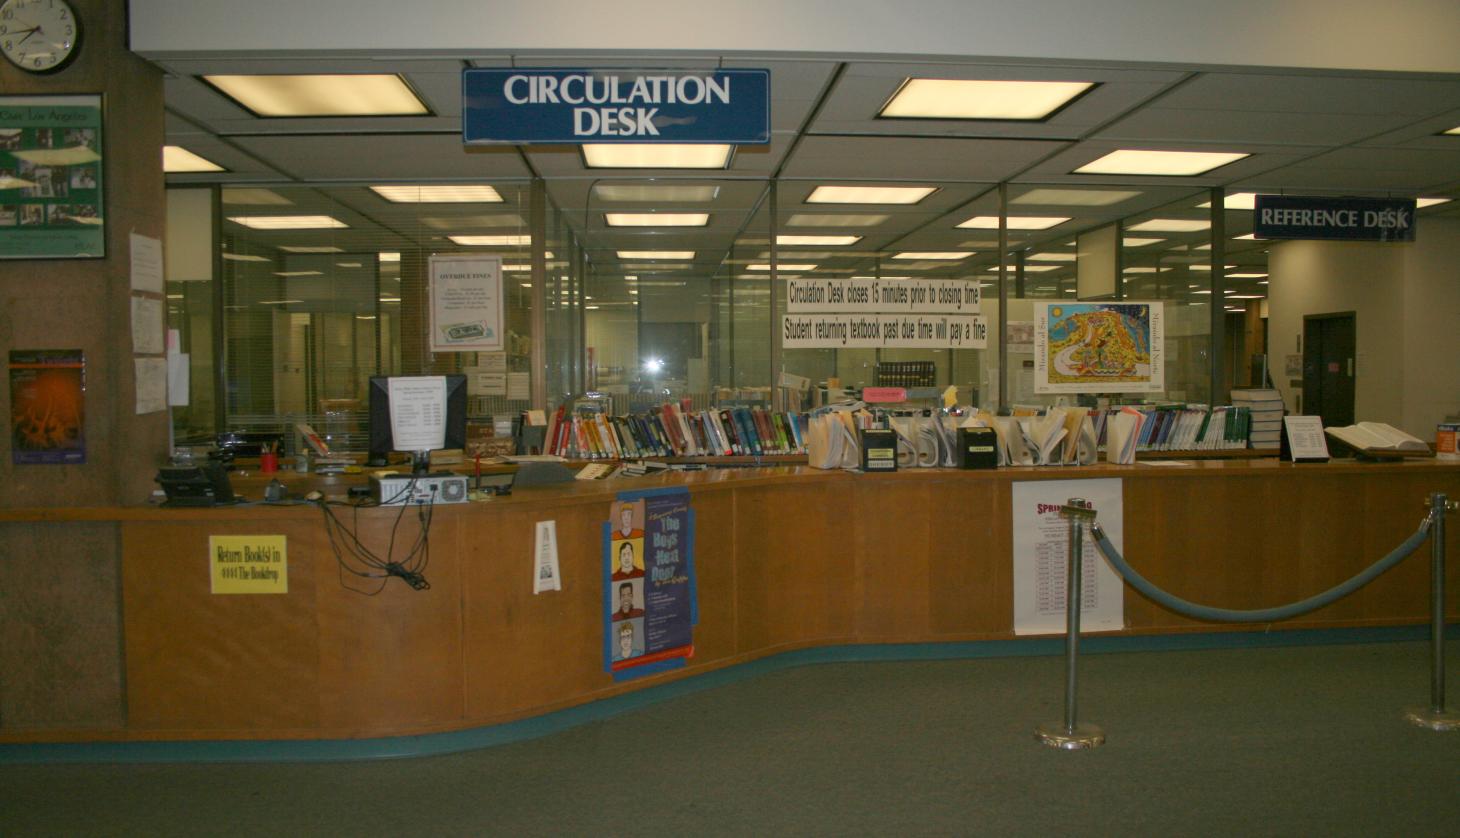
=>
[1283,415,1330,462]
[533,520,561,594]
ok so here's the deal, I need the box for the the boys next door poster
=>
[603,488,697,682]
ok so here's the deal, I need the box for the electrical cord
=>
[314,477,433,594]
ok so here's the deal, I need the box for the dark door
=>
[1302,312,1355,426]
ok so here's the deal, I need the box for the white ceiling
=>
[156,50,1460,294]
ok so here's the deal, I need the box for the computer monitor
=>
[368,374,467,472]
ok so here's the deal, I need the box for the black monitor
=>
[367,375,468,472]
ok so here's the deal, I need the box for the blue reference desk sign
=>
[1252,195,1417,242]
[462,68,770,145]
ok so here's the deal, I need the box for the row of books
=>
[544,403,809,460]
[1089,405,1254,452]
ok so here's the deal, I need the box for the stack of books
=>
[543,402,807,460]
[1230,388,1284,449]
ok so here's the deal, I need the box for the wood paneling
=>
[3,461,1456,742]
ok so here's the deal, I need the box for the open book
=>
[1325,422,1430,454]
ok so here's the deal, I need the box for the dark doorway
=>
[1302,312,1356,427]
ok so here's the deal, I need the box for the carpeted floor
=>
[2,640,1457,837]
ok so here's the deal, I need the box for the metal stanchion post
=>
[1405,492,1459,731]
[1037,498,1106,750]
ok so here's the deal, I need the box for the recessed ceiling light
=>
[227,215,348,230]
[622,263,691,271]
[957,215,1069,230]
[163,146,225,173]
[1196,191,1260,210]
[336,262,363,268]
[582,144,732,169]
[605,213,710,227]
[451,235,531,246]
[279,245,343,253]
[1443,126,1460,135]
[879,79,1093,120]
[222,253,271,262]
[786,213,890,227]
[1122,267,1162,273]
[1027,252,1077,262]
[1232,233,1258,240]
[776,234,862,246]
[1416,197,1452,208]
[378,252,401,262]
[370,184,503,203]
[1021,264,1063,272]
[1228,294,1264,299]
[501,263,534,272]
[1126,218,1211,232]
[749,263,817,271]
[222,188,291,206]
[617,250,695,260]
[1013,188,1140,206]
[421,214,523,230]
[257,299,304,305]
[272,271,323,277]
[806,186,937,205]
[593,184,721,202]
[1074,149,1249,176]
[892,251,972,260]
[1189,264,1237,271]
[202,74,429,117]
[1227,272,1268,278]
[379,297,401,303]
[1123,237,1164,247]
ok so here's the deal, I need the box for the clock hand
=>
[11,26,41,45]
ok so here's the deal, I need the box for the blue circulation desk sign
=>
[603,488,697,682]
[462,68,769,144]
[1253,195,1417,242]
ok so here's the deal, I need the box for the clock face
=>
[0,0,81,74]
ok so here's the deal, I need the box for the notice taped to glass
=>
[429,254,503,352]
[781,313,988,349]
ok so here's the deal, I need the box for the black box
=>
[958,427,999,469]
[859,428,898,472]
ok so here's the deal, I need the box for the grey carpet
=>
[2,641,1457,837]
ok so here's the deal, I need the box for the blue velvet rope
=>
[1088,515,1434,624]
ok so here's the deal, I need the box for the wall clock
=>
[0,0,81,74]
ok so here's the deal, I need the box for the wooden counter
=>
[2,459,1458,744]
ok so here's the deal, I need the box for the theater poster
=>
[9,349,85,465]
[603,489,697,682]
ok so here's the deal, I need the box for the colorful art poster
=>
[0,95,105,259]
[604,489,697,682]
[9,349,85,465]
[1034,302,1164,394]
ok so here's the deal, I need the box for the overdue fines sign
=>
[429,254,503,353]
[781,277,986,348]
[463,68,769,144]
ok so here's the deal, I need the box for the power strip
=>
[370,473,469,505]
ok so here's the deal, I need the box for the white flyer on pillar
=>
[1012,478,1124,635]
[429,254,503,353]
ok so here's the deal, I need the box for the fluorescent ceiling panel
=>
[227,215,347,230]
[1232,233,1259,240]
[582,144,732,169]
[1126,218,1210,233]
[273,271,323,277]
[748,263,817,271]
[605,213,710,227]
[1227,272,1268,278]
[379,252,401,262]
[222,188,291,205]
[422,214,523,230]
[451,235,531,246]
[879,79,1093,120]
[1028,252,1077,262]
[256,299,303,305]
[1444,126,1460,135]
[1020,264,1063,272]
[278,245,343,253]
[617,250,695,259]
[337,262,363,268]
[806,186,937,205]
[222,253,270,262]
[203,74,429,117]
[593,184,720,202]
[1013,188,1139,206]
[1197,191,1259,210]
[370,185,503,203]
[163,146,225,173]
[957,215,1069,230]
[892,252,972,260]
[776,235,861,246]
[1074,149,1249,176]
[1123,237,1164,247]
[786,213,890,227]
[1416,197,1452,208]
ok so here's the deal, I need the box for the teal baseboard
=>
[3,622,1454,765]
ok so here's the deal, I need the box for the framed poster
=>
[0,95,105,259]
[1034,301,1164,394]
[428,253,503,353]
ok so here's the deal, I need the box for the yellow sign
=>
[209,535,288,594]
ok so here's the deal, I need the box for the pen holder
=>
[259,452,279,473]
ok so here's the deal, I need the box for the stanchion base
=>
[1035,722,1106,750]
[1403,707,1460,731]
